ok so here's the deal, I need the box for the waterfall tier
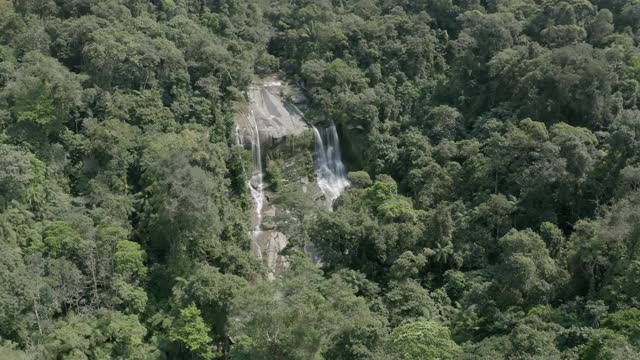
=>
[247,109,264,232]
[313,122,350,204]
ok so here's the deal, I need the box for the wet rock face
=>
[237,76,312,280]
[236,76,349,280]
[236,78,308,147]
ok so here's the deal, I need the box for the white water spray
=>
[313,122,350,204]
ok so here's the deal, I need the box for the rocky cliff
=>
[235,76,332,279]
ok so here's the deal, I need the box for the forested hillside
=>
[1,0,640,359]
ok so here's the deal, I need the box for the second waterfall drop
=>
[312,122,350,204]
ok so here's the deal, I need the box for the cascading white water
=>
[247,109,265,232]
[313,122,350,204]
[235,126,243,147]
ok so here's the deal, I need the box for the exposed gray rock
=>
[236,77,308,147]
[252,230,289,280]
[236,76,337,280]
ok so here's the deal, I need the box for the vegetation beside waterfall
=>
[1,0,640,359]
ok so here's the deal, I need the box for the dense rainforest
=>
[1,0,640,359]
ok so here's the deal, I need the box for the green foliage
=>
[385,280,438,327]
[603,308,640,345]
[347,171,372,188]
[579,329,640,360]
[114,240,146,280]
[15,84,54,125]
[421,105,464,143]
[265,156,284,192]
[2,0,640,358]
[139,129,229,274]
[45,310,159,359]
[2,52,85,144]
[230,257,386,360]
[365,175,398,208]
[173,264,247,339]
[113,277,148,314]
[495,229,566,308]
[170,303,214,359]
[0,1,264,356]
[42,221,87,261]
[377,196,417,223]
[0,342,31,360]
[390,251,427,280]
[387,320,462,360]
[0,144,49,210]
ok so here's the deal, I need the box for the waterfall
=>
[235,125,243,147]
[313,122,350,204]
[247,110,265,232]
